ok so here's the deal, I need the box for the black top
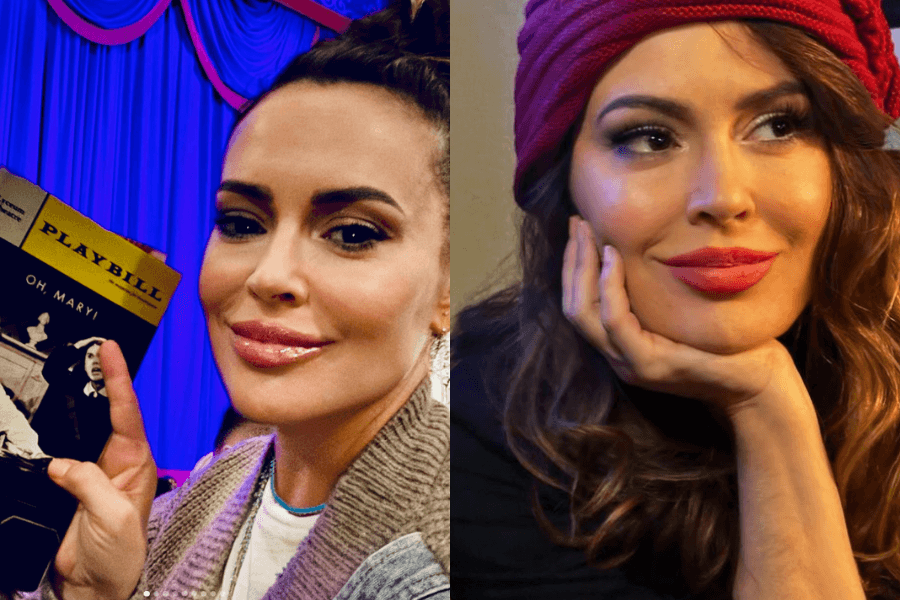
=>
[30,343,111,462]
[451,348,695,600]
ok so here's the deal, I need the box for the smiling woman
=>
[15,1,450,599]
[195,74,449,596]
[452,1,900,599]
[568,22,832,355]
[203,82,448,446]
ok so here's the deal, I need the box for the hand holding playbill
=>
[0,169,180,592]
[45,341,156,600]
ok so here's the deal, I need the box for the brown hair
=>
[232,0,449,265]
[454,20,900,599]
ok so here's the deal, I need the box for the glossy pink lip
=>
[662,247,779,294]
[230,321,331,369]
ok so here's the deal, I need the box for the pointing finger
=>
[98,341,148,448]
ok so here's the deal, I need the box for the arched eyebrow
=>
[595,80,807,125]
[733,80,806,112]
[311,187,404,215]
[216,181,403,215]
[217,180,273,206]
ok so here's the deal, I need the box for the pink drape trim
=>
[179,0,248,110]
[45,0,172,45]
[157,468,191,486]
[273,0,352,33]
[44,0,348,111]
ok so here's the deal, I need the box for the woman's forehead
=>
[229,81,435,162]
[222,82,442,215]
[586,21,795,111]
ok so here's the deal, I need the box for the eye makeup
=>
[598,95,815,159]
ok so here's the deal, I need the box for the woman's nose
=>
[686,140,756,227]
[245,234,309,305]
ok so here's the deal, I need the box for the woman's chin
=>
[686,337,763,356]
[646,320,781,356]
[632,301,802,357]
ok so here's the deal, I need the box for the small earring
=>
[430,331,450,406]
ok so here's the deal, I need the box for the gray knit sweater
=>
[24,380,449,599]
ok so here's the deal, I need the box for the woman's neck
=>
[272,357,430,508]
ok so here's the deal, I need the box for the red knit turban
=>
[514,0,900,202]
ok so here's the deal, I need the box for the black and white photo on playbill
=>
[0,236,154,467]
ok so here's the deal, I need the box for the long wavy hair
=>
[454,20,900,599]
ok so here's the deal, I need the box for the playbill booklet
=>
[0,167,181,592]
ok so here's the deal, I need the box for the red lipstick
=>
[662,247,778,294]
[230,321,331,369]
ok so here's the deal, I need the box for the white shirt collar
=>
[82,381,108,398]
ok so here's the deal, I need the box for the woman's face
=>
[84,343,102,382]
[199,81,449,425]
[569,21,831,354]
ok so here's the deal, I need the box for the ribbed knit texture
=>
[513,0,900,202]
[21,379,448,600]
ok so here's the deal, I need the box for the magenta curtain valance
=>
[43,0,370,109]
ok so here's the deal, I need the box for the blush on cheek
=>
[198,249,246,315]
[325,277,418,333]
[570,157,669,243]
[198,271,213,311]
[198,250,219,311]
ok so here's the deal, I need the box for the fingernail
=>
[603,245,613,262]
[48,458,72,480]
[574,218,584,245]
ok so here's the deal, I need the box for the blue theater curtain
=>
[0,0,386,472]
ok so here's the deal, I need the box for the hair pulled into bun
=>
[339,0,449,62]
[232,0,450,196]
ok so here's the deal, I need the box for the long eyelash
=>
[756,101,814,139]
[327,222,389,253]
[605,123,673,157]
[213,211,264,240]
[607,124,670,146]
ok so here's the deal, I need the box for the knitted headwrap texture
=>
[514,0,900,203]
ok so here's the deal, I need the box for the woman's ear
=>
[430,276,451,335]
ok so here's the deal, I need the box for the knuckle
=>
[117,503,142,532]
[68,461,102,484]
[632,356,662,381]
[564,305,590,329]
[601,313,621,333]
[636,357,672,383]
[106,510,138,541]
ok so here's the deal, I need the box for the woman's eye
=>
[607,126,677,157]
[324,223,388,252]
[214,213,265,239]
[748,109,810,142]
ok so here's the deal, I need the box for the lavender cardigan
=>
[21,381,449,599]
